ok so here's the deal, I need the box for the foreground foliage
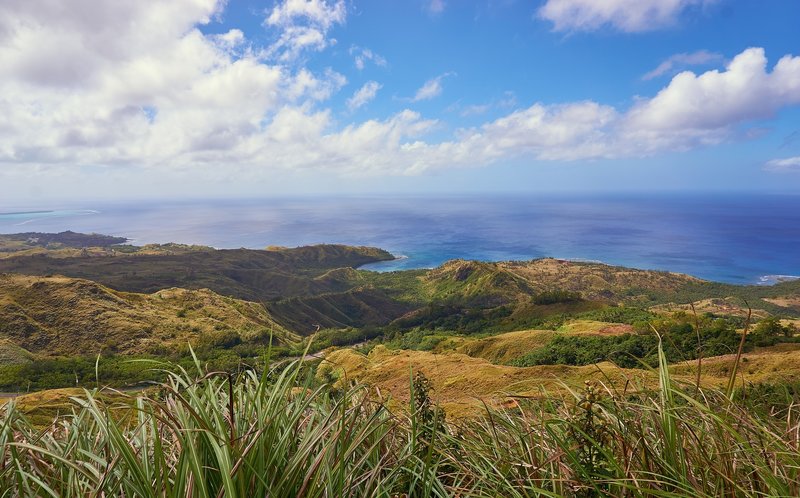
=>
[2,346,800,498]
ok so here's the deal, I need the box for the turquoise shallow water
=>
[0,193,798,285]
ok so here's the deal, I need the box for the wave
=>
[757,274,800,286]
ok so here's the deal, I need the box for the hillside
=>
[3,232,798,340]
[0,239,398,332]
[317,345,660,417]
[0,274,298,356]
[453,320,634,364]
[316,342,800,418]
[0,244,394,300]
[0,231,127,251]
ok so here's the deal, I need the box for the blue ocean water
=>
[0,193,798,285]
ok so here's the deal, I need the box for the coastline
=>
[1,194,798,285]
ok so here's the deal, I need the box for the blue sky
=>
[0,0,799,202]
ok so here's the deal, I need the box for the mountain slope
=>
[0,274,298,356]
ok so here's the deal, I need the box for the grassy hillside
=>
[0,338,33,365]
[0,273,298,356]
[317,345,659,417]
[453,320,633,364]
[0,239,398,332]
[421,258,800,311]
[269,287,415,332]
[3,232,797,342]
[3,356,800,496]
[0,244,394,299]
[316,342,800,418]
[2,233,800,494]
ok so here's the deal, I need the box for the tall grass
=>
[1,350,799,497]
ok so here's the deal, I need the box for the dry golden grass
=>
[450,320,631,364]
[0,338,33,364]
[498,258,699,298]
[318,341,800,418]
[419,258,700,307]
[454,329,558,363]
[557,319,635,335]
[0,274,299,356]
[1,387,132,427]
[318,345,660,418]
[763,295,800,310]
[671,343,800,385]
[651,297,771,319]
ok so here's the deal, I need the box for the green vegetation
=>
[0,231,127,251]
[532,289,582,305]
[0,348,295,392]
[3,231,800,494]
[0,338,33,365]
[0,239,399,331]
[2,352,800,496]
[750,316,797,346]
[511,314,800,369]
[0,274,298,356]
[575,305,658,324]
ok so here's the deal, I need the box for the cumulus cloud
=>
[764,157,800,173]
[0,0,344,171]
[0,0,799,185]
[539,0,714,33]
[347,81,382,110]
[452,102,619,162]
[625,48,800,145]
[412,73,454,102]
[264,0,346,61]
[642,50,724,80]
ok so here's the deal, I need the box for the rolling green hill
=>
[0,273,298,356]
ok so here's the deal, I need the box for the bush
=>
[532,290,582,305]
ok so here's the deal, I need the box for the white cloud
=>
[764,157,800,173]
[266,0,346,30]
[350,46,387,70]
[264,0,346,61]
[452,102,619,162]
[347,81,382,110]
[0,0,799,190]
[212,29,246,51]
[626,48,800,138]
[539,0,714,33]
[287,68,347,102]
[0,0,345,171]
[642,50,724,80]
[412,73,453,102]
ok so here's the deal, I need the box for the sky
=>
[0,0,799,202]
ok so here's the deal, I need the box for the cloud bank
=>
[0,1,799,181]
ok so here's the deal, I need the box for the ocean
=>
[1,193,798,285]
